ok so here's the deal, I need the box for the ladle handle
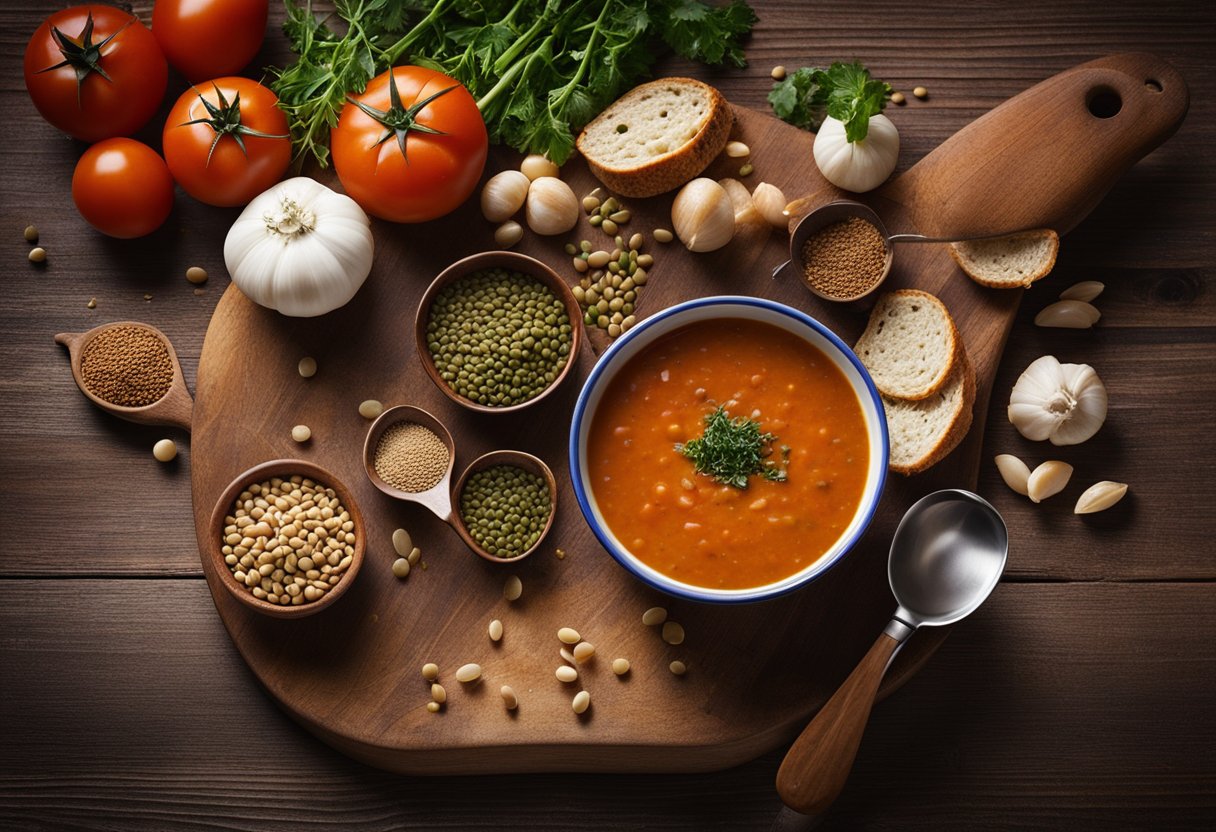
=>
[775,631,902,816]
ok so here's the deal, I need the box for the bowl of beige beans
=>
[207,459,366,618]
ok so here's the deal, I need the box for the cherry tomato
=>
[332,66,488,223]
[23,5,168,142]
[163,77,291,207]
[72,138,175,238]
[152,0,268,83]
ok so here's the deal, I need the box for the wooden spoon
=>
[55,321,193,431]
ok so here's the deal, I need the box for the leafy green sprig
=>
[676,405,790,490]
[270,0,758,168]
[768,61,892,142]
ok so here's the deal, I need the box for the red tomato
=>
[152,0,268,83]
[162,77,291,207]
[72,139,175,239]
[332,66,488,223]
[23,5,167,142]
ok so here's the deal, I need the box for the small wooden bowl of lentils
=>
[452,450,558,563]
[206,459,366,618]
[415,251,583,414]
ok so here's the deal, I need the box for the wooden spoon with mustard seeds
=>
[55,321,193,431]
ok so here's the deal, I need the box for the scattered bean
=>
[392,528,413,557]
[913,86,928,99]
[455,663,482,683]
[560,647,576,665]
[501,685,518,710]
[23,225,39,243]
[771,65,787,80]
[407,546,422,565]
[87,298,97,309]
[186,266,208,285]
[504,574,523,601]
[891,91,906,105]
[426,701,441,713]
[725,141,750,158]
[573,642,595,663]
[669,660,688,676]
[571,691,591,714]
[291,425,312,443]
[642,606,668,626]
[558,627,581,644]
[431,683,447,703]
[582,196,601,213]
[653,228,673,243]
[358,399,383,419]
[489,618,504,642]
[739,163,754,177]
[422,663,439,681]
[392,557,410,578]
[556,665,578,683]
[153,439,177,462]
[28,247,47,263]
[494,220,524,248]
[661,621,685,645]
[612,658,630,676]
[297,356,317,378]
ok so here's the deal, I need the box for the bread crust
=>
[888,350,977,476]
[856,289,962,401]
[576,78,733,198]
[950,229,1060,288]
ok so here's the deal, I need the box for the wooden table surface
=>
[2,1,1213,829]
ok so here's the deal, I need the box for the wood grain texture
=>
[0,0,1212,826]
[1,581,1212,830]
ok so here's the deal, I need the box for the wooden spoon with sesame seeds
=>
[55,321,193,431]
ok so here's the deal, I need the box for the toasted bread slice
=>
[885,353,976,476]
[854,290,961,401]
[576,78,733,198]
[950,230,1060,288]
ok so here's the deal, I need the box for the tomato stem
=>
[180,84,289,166]
[345,71,455,163]
[36,11,132,106]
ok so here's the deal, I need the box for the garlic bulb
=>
[525,177,578,235]
[1008,355,1107,445]
[813,114,900,193]
[224,177,374,317]
[751,182,789,228]
[672,178,735,252]
[481,170,530,223]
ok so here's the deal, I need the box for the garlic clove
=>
[1035,300,1101,329]
[751,182,789,228]
[1059,281,1105,303]
[494,220,523,248]
[994,454,1031,496]
[1074,481,1128,514]
[481,170,531,223]
[1008,355,1107,446]
[520,154,559,181]
[525,177,579,235]
[1027,460,1073,503]
[672,178,735,253]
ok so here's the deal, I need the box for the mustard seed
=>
[801,217,887,300]
[373,421,449,492]
[80,325,173,407]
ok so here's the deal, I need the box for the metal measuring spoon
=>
[772,200,1043,302]
[776,489,1008,815]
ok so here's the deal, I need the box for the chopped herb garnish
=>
[675,405,790,489]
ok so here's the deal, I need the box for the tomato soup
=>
[587,318,869,589]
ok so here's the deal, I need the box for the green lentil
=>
[426,269,572,407]
[459,464,552,558]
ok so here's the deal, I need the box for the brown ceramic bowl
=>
[414,251,583,414]
[451,450,558,563]
[206,459,366,619]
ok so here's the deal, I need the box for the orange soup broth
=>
[587,318,869,590]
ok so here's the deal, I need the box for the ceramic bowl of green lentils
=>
[416,252,582,413]
[452,450,557,563]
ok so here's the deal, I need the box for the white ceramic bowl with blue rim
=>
[568,296,889,603]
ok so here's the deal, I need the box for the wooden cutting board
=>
[189,54,1186,774]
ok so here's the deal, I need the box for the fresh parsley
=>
[676,405,790,490]
[271,0,758,168]
[768,61,892,142]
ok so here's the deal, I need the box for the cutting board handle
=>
[884,53,1188,238]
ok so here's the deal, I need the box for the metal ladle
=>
[776,489,1008,815]
[772,200,1034,302]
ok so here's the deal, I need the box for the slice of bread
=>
[950,230,1059,288]
[885,353,976,476]
[576,78,733,198]
[854,290,961,401]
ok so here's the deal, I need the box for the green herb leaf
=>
[769,60,891,142]
[675,405,789,490]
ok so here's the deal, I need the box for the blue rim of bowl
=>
[567,295,889,604]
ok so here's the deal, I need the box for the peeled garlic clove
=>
[751,182,789,228]
[520,154,559,181]
[481,170,531,223]
[994,454,1031,496]
[1035,300,1101,329]
[672,178,735,253]
[1074,481,1128,514]
[494,220,523,248]
[1059,281,1105,302]
[1027,460,1073,503]
[525,177,579,235]
[1008,355,1107,446]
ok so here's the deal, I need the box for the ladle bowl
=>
[776,489,1008,815]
